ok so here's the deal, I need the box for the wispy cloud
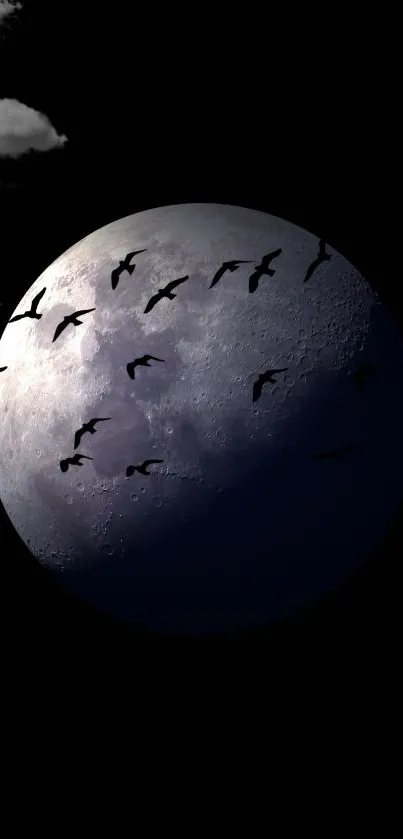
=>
[0,1,22,24]
[0,98,68,158]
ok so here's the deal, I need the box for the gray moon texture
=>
[1,203,403,635]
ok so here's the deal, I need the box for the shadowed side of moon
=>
[24,304,403,634]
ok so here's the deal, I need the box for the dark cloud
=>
[0,1,22,25]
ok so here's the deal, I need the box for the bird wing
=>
[74,428,84,449]
[315,449,341,460]
[0,366,7,372]
[142,459,163,467]
[75,453,93,462]
[252,380,262,402]
[165,275,189,293]
[8,313,26,322]
[144,293,161,313]
[353,370,365,385]
[338,445,357,456]
[363,364,375,375]
[126,249,147,261]
[146,355,165,362]
[270,368,288,376]
[248,272,259,293]
[73,308,96,317]
[354,365,374,385]
[303,259,319,283]
[91,417,111,425]
[31,287,46,311]
[315,447,354,460]
[209,265,226,288]
[262,249,282,267]
[111,267,122,289]
[52,320,68,342]
[126,362,135,379]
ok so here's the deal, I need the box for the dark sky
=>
[0,3,401,831]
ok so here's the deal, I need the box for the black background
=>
[0,2,401,831]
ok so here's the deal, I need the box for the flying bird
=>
[303,239,331,284]
[0,366,7,372]
[52,308,96,343]
[59,453,94,472]
[126,459,164,477]
[314,445,358,462]
[74,417,111,450]
[352,363,376,389]
[126,354,165,380]
[252,368,288,402]
[111,249,147,290]
[9,287,46,322]
[248,249,282,294]
[144,276,189,313]
[209,260,252,289]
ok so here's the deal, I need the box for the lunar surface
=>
[1,203,403,635]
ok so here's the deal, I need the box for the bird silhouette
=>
[126,459,164,477]
[352,363,376,389]
[0,366,7,372]
[59,453,94,472]
[9,287,46,322]
[111,250,147,290]
[52,308,96,342]
[248,249,282,293]
[126,354,165,380]
[314,445,358,462]
[252,368,288,402]
[303,239,331,283]
[209,260,252,289]
[74,417,111,450]
[144,276,189,313]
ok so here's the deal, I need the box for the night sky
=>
[0,2,400,832]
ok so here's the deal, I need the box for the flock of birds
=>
[0,238,377,479]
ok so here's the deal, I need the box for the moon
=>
[1,203,402,635]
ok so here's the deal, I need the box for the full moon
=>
[1,203,403,635]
